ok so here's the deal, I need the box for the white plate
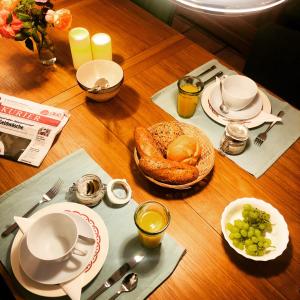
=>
[11,202,109,297]
[201,83,272,128]
[19,213,95,285]
[209,85,263,120]
[221,198,289,261]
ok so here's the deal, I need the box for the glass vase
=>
[38,37,56,66]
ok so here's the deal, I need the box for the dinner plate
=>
[201,83,272,128]
[209,85,263,120]
[19,213,95,285]
[221,198,289,261]
[11,202,109,297]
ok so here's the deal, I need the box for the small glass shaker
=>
[71,174,106,207]
[220,122,249,155]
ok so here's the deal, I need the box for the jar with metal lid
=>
[220,122,249,155]
[71,174,106,207]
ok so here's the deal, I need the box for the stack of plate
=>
[10,202,109,297]
[201,83,272,128]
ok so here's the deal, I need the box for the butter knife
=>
[87,255,144,300]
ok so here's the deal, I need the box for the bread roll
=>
[167,135,201,166]
[139,156,199,184]
[149,121,183,156]
[134,127,163,158]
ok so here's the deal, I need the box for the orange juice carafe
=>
[177,76,203,118]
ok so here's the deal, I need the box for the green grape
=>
[234,219,243,229]
[233,232,241,239]
[258,241,264,248]
[242,222,249,230]
[240,229,248,237]
[255,229,261,237]
[247,244,257,252]
[245,239,253,246]
[257,236,265,242]
[243,204,252,211]
[259,223,266,230]
[233,239,240,247]
[252,236,258,243]
[242,210,249,218]
[238,243,244,250]
[257,250,264,256]
[226,223,234,232]
[247,231,254,238]
[229,233,235,240]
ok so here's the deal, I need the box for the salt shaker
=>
[220,122,249,155]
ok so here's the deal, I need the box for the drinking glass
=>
[134,201,171,248]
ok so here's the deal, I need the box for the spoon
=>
[109,273,138,300]
[217,76,229,114]
[87,77,110,93]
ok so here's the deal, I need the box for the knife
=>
[196,65,216,78]
[87,255,144,300]
[203,71,224,86]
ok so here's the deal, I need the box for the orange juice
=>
[177,83,200,118]
[134,202,170,248]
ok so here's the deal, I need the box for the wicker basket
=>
[134,121,215,189]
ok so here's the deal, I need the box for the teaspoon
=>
[217,76,229,114]
[109,273,138,300]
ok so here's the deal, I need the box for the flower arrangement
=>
[0,0,72,62]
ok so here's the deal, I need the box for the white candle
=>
[69,27,93,70]
[91,33,112,60]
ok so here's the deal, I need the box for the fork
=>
[1,178,63,237]
[254,111,284,146]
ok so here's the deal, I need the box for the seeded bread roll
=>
[139,156,199,184]
[134,127,163,158]
[149,121,183,156]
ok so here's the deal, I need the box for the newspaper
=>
[0,93,69,167]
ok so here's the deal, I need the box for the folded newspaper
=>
[0,93,69,167]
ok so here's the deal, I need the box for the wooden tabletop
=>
[1,0,299,299]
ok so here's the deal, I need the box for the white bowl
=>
[222,75,258,111]
[221,198,289,261]
[76,59,124,102]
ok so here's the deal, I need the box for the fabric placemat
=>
[152,59,300,177]
[0,149,186,300]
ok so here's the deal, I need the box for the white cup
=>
[221,75,258,111]
[26,213,86,263]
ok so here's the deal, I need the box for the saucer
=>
[209,85,263,120]
[201,83,271,128]
[11,202,109,297]
[19,213,95,285]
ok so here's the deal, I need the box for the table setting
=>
[0,149,186,300]
[152,58,300,177]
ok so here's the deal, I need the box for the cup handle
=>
[72,247,87,256]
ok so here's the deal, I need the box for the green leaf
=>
[32,29,40,43]
[22,21,32,29]
[22,29,32,37]
[15,33,27,41]
[25,38,34,51]
[37,25,46,33]
[6,13,13,24]
[17,13,31,21]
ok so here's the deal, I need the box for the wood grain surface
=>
[0,1,299,299]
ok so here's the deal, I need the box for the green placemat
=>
[152,59,300,178]
[0,149,185,299]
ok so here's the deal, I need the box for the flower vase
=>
[38,38,56,66]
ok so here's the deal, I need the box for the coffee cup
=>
[26,213,86,263]
[221,75,257,111]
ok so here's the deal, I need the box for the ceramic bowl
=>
[222,75,258,111]
[221,198,289,261]
[76,59,124,102]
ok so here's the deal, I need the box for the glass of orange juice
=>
[177,76,204,118]
[134,201,171,248]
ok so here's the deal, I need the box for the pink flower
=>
[0,9,22,38]
[46,8,72,31]
[0,0,19,11]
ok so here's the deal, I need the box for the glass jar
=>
[177,76,204,118]
[71,174,105,207]
[220,122,249,155]
[38,37,56,66]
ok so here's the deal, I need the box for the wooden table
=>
[1,0,299,299]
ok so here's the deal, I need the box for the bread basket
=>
[134,122,215,189]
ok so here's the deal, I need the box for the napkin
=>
[255,111,282,123]
[14,217,83,300]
